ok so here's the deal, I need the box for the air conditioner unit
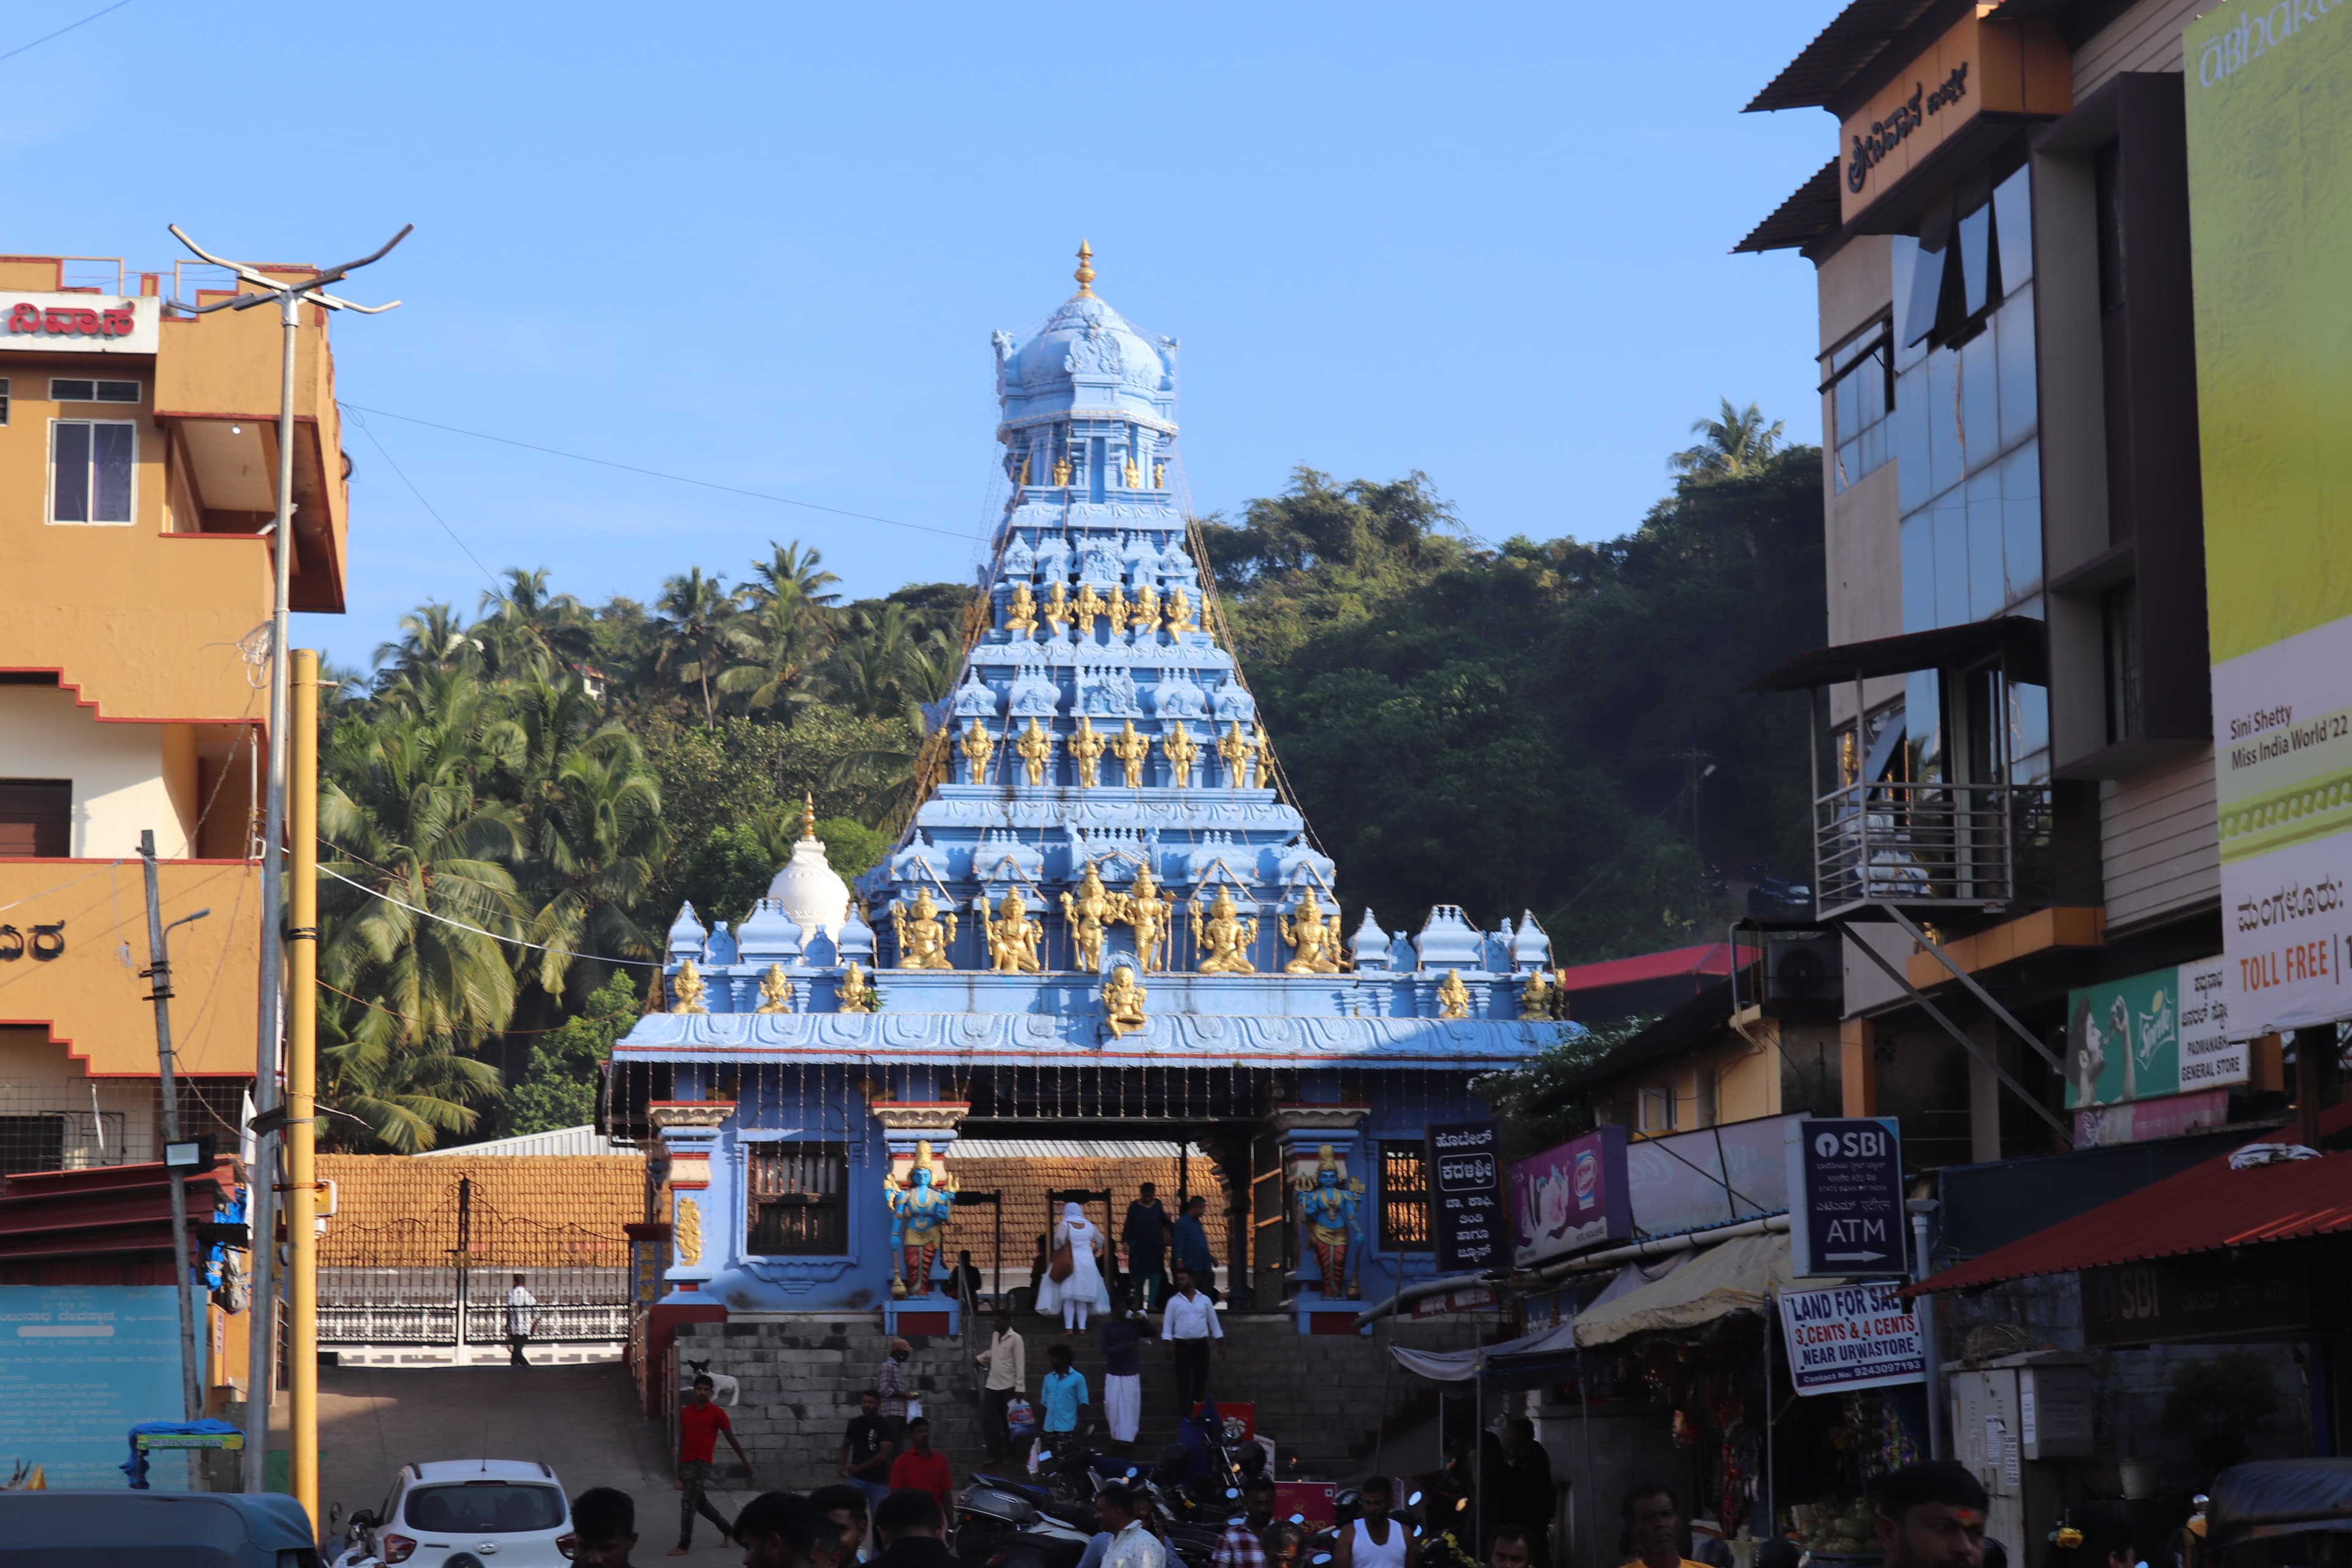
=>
[1758,929,1842,1021]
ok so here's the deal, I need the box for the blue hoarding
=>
[0,1286,192,1488]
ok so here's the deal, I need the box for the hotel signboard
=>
[1,293,159,355]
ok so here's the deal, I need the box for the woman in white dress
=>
[1034,1200,1110,1331]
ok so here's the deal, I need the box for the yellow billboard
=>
[2189,0,2352,1034]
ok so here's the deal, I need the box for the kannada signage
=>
[1425,1120,1505,1273]
[2082,1255,2324,1346]
[1778,1283,1926,1395]
[0,293,159,355]
[1510,1125,1630,1268]
[0,1285,193,1488]
[1836,10,2071,221]
[2188,0,2352,1039]
[2065,957,2244,1109]
[1787,1116,1905,1277]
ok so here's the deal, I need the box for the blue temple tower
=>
[608,246,1563,1337]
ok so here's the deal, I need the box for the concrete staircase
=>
[677,1311,1487,1490]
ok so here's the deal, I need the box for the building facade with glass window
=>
[607,251,1562,1336]
[1738,0,2239,1174]
[0,254,352,1175]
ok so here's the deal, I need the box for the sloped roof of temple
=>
[619,246,1568,1069]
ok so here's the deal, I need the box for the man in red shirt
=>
[672,1373,752,1557]
[887,1417,955,1525]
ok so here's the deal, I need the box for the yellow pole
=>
[287,649,320,1529]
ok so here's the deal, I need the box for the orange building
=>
[0,252,350,1176]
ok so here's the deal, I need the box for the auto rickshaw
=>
[2184,1460,2352,1568]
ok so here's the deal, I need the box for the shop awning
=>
[1913,1109,2352,1295]
[1574,1232,1806,1346]
[1740,616,2049,695]
[1390,1320,1583,1388]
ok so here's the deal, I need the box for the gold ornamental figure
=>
[837,961,878,1013]
[755,963,793,1013]
[1062,861,1117,972]
[1253,723,1274,780]
[1191,887,1259,974]
[1072,581,1106,638]
[1161,722,1199,788]
[1436,968,1471,1019]
[1518,967,1556,1020]
[1015,717,1054,786]
[981,889,1044,974]
[892,888,959,970]
[1004,582,1039,638]
[1217,721,1253,786]
[1109,720,1150,788]
[1280,889,1345,974]
[1107,582,1131,636]
[1152,459,1166,488]
[959,720,996,785]
[1054,456,1072,487]
[669,960,709,1014]
[1101,962,1148,1040]
[1122,864,1178,973]
[1122,457,1142,489]
[1132,582,1160,638]
[1163,587,1197,636]
[1042,580,1072,638]
[1069,715,1107,788]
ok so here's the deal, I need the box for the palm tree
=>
[744,540,843,615]
[715,585,839,717]
[372,601,481,682]
[1668,398,1787,481]
[475,567,589,681]
[314,980,502,1153]
[516,726,666,1011]
[654,568,747,725]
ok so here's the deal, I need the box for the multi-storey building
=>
[0,253,350,1174]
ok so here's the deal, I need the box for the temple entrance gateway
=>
[605,246,1569,1338]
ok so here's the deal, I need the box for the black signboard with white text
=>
[1787,1116,1906,1276]
[1425,1120,1504,1273]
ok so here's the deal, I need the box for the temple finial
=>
[801,792,818,839]
[1074,240,1096,297]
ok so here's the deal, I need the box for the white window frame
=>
[1637,1084,1677,1134]
[48,418,139,527]
[48,377,141,404]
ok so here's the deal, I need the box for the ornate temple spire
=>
[1074,239,1096,298]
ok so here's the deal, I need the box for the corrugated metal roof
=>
[1746,0,1956,114]
[1735,160,1843,255]
[1914,1105,2352,1295]
[418,1126,633,1158]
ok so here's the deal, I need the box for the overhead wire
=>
[318,862,660,968]
[0,0,134,65]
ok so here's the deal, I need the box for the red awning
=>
[1556,942,1739,993]
[1914,1104,2352,1294]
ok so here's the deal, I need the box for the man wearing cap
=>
[877,1337,915,1448]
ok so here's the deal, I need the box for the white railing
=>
[1814,779,2052,916]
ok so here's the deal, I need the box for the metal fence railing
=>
[1813,778,2054,917]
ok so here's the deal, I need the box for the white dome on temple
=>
[766,798,852,938]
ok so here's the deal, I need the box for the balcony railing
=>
[1813,779,2053,918]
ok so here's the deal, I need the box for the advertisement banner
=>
[1779,1282,1926,1395]
[2187,0,2352,1037]
[1425,1121,1505,1273]
[1510,1125,1630,1268]
[0,1285,192,1488]
[1787,1117,1906,1276]
[2064,958,2242,1108]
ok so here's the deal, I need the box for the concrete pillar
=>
[1967,1017,2003,1164]
[649,1099,737,1298]
[1841,1016,1878,1115]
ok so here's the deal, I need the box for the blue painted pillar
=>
[651,1101,739,1303]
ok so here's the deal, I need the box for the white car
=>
[333,1458,577,1567]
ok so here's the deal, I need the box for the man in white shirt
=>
[1161,1267,1224,1419]
[1099,1483,1166,1568]
[974,1310,1027,1462]
[505,1273,537,1368]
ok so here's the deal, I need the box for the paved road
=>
[290,1362,761,1556]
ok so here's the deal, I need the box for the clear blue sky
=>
[16,1,1837,662]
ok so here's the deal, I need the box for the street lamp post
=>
[167,223,409,1491]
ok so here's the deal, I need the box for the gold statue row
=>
[961,716,1268,789]
[1019,456,1167,491]
[889,878,1347,978]
[1003,580,1197,640]
[664,957,878,1014]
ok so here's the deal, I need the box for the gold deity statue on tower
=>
[1191,887,1259,974]
[1132,582,1159,637]
[1161,722,1198,788]
[669,959,709,1013]
[1042,580,1072,638]
[1109,720,1150,788]
[1123,864,1178,973]
[981,888,1044,974]
[1062,861,1117,972]
[1072,581,1106,638]
[1101,962,1148,1040]
[1004,582,1039,638]
[1014,717,1054,786]
[1107,582,1131,636]
[1068,716,1107,788]
[1518,966,1556,1020]
[892,888,958,970]
[1280,888,1346,975]
[1163,587,1197,636]
[1217,720,1253,787]
[959,719,995,785]
[755,963,793,1013]
[1436,968,1471,1019]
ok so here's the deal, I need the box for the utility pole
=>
[287,650,322,1526]
[167,222,408,1490]
[140,830,211,1424]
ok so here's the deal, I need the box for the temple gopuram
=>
[606,246,1565,1339]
